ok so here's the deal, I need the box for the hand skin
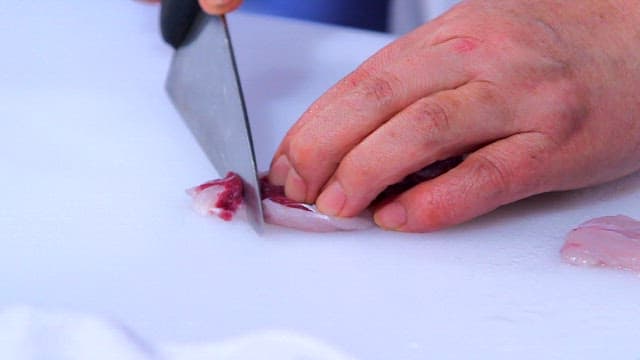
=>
[142,0,242,14]
[268,0,640,232]
[199,0,243,15]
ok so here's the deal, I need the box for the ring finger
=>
[315,80,517,217]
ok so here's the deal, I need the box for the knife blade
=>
[161,0,264,232]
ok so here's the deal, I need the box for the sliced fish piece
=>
[187,173,374,232]
[561,215,640,273]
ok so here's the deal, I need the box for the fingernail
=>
[317,181,346,216]
[269,155,290,185]
[202,0,232,10]
[209,0,231,5]
[284,167,307,202]
[375,202,407,230]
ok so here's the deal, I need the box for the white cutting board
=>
[1,2,639,359]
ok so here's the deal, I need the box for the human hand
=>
[268,0,640,232]
[198,0,243,14]
[142,0,242,14]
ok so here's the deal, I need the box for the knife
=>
[160,0,264,232]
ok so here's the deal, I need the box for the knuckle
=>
[409,188,458,230]
[537,79,590,140]
[339,67,372,92]
[467,147,549,200]
[554,80,589,118]
[337,152,379,191]
[287,136,321,173]
[355,71,400,105]
[410,99,452,135]
[466,153,512,197]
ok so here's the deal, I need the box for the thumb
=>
[199,0,243,15]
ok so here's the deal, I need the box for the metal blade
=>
[166,14,263,233]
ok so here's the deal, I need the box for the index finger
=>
[269,35,482,203]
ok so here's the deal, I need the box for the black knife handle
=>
[160,0,201,48]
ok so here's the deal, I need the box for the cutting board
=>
[1,2,639,358]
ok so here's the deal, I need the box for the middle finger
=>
[269,37,481,203]
[315,80,516,217]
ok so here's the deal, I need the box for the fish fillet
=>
[187,157,463,232]
[187,172,373,232]
[561,215,640,272]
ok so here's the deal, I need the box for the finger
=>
[315,80,516,217]
[269,36,482,203]
[199,0,243,14]
[373,132,558,232]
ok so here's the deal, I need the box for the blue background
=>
[240,0,390,31]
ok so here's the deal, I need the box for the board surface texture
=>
[1,2,640,359]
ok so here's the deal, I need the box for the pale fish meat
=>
[187,157,463,232]
[186,172,373,232]
[561,215,640,273]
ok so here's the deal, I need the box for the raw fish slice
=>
[263,199,374,232]
[186,157,463,231]
[259,174,375,231]
[190,185,225,215]
[573,215,640,238]
[561,215,640,272]
[260,156,462,232]
[186,172,244,221]
[259,175,374,231]
[186,172,374,231]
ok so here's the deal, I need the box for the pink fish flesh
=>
[187,172,373,232]
[561,215,640,272]
[186,172,244,221]
[187,157,463,232]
